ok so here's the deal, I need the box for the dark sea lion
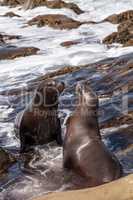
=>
[15,79,65,153]
[63,81,122,187]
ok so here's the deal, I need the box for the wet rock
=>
[117,20,133,33]
[104,10,133,24]
[28,14,82,29]
[124,39,133,47]
[100,112,133,129]
[0,46,39,60]
[103,29,133,46]
[0,34,5,44]
[0,147,16,175]
[103,10,133,46]
[103,32,118,44]
[24,0,84,15]
[0,33,21,44]
[1,0,84,14]
[60,40,81,47]
[0,0,24,7]
[2,11,21,18]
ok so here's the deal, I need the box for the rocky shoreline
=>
[33,174,133,200]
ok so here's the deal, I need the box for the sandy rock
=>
[28,14,82,29]
[33,175,133,200]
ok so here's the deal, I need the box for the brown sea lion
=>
[63,81,122,187]
[15,79,65,153]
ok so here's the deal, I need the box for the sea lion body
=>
[63,81,122,186]
[15,79,64,152]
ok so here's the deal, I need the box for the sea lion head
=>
[33,79,65,108]
[76,81,98,108]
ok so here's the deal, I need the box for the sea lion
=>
[63,81,122,187]
[15,79,65,153]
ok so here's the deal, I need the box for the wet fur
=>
[63,81,122,187]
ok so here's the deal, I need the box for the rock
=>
[2,11,21,17]
[28,14,82,29]
[103,32,118,44]
[124,39,133,47]
[1,0,84,14]
[0,34,5,44]
[33,175,133,200]
[60,40,80,47]
[104,10,133,24]
[103,16,133,46]
[0,0,24,6]
[0,147,16,174]
[24,0,84,15]
[0,33,21,44]
[0,46,39,60]
[117,20,133,33]
[104,14,119,24]
[103,11,133,45]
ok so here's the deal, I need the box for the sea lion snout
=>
[76,81,98,107]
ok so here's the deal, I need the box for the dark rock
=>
[24,0,84,15]
[104,10,133,24]
[0,46,39,60]
[0,147,16,174]
[28,14,82,29]
[2,11,21,17]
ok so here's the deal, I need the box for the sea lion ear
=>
[57,81,65,93]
